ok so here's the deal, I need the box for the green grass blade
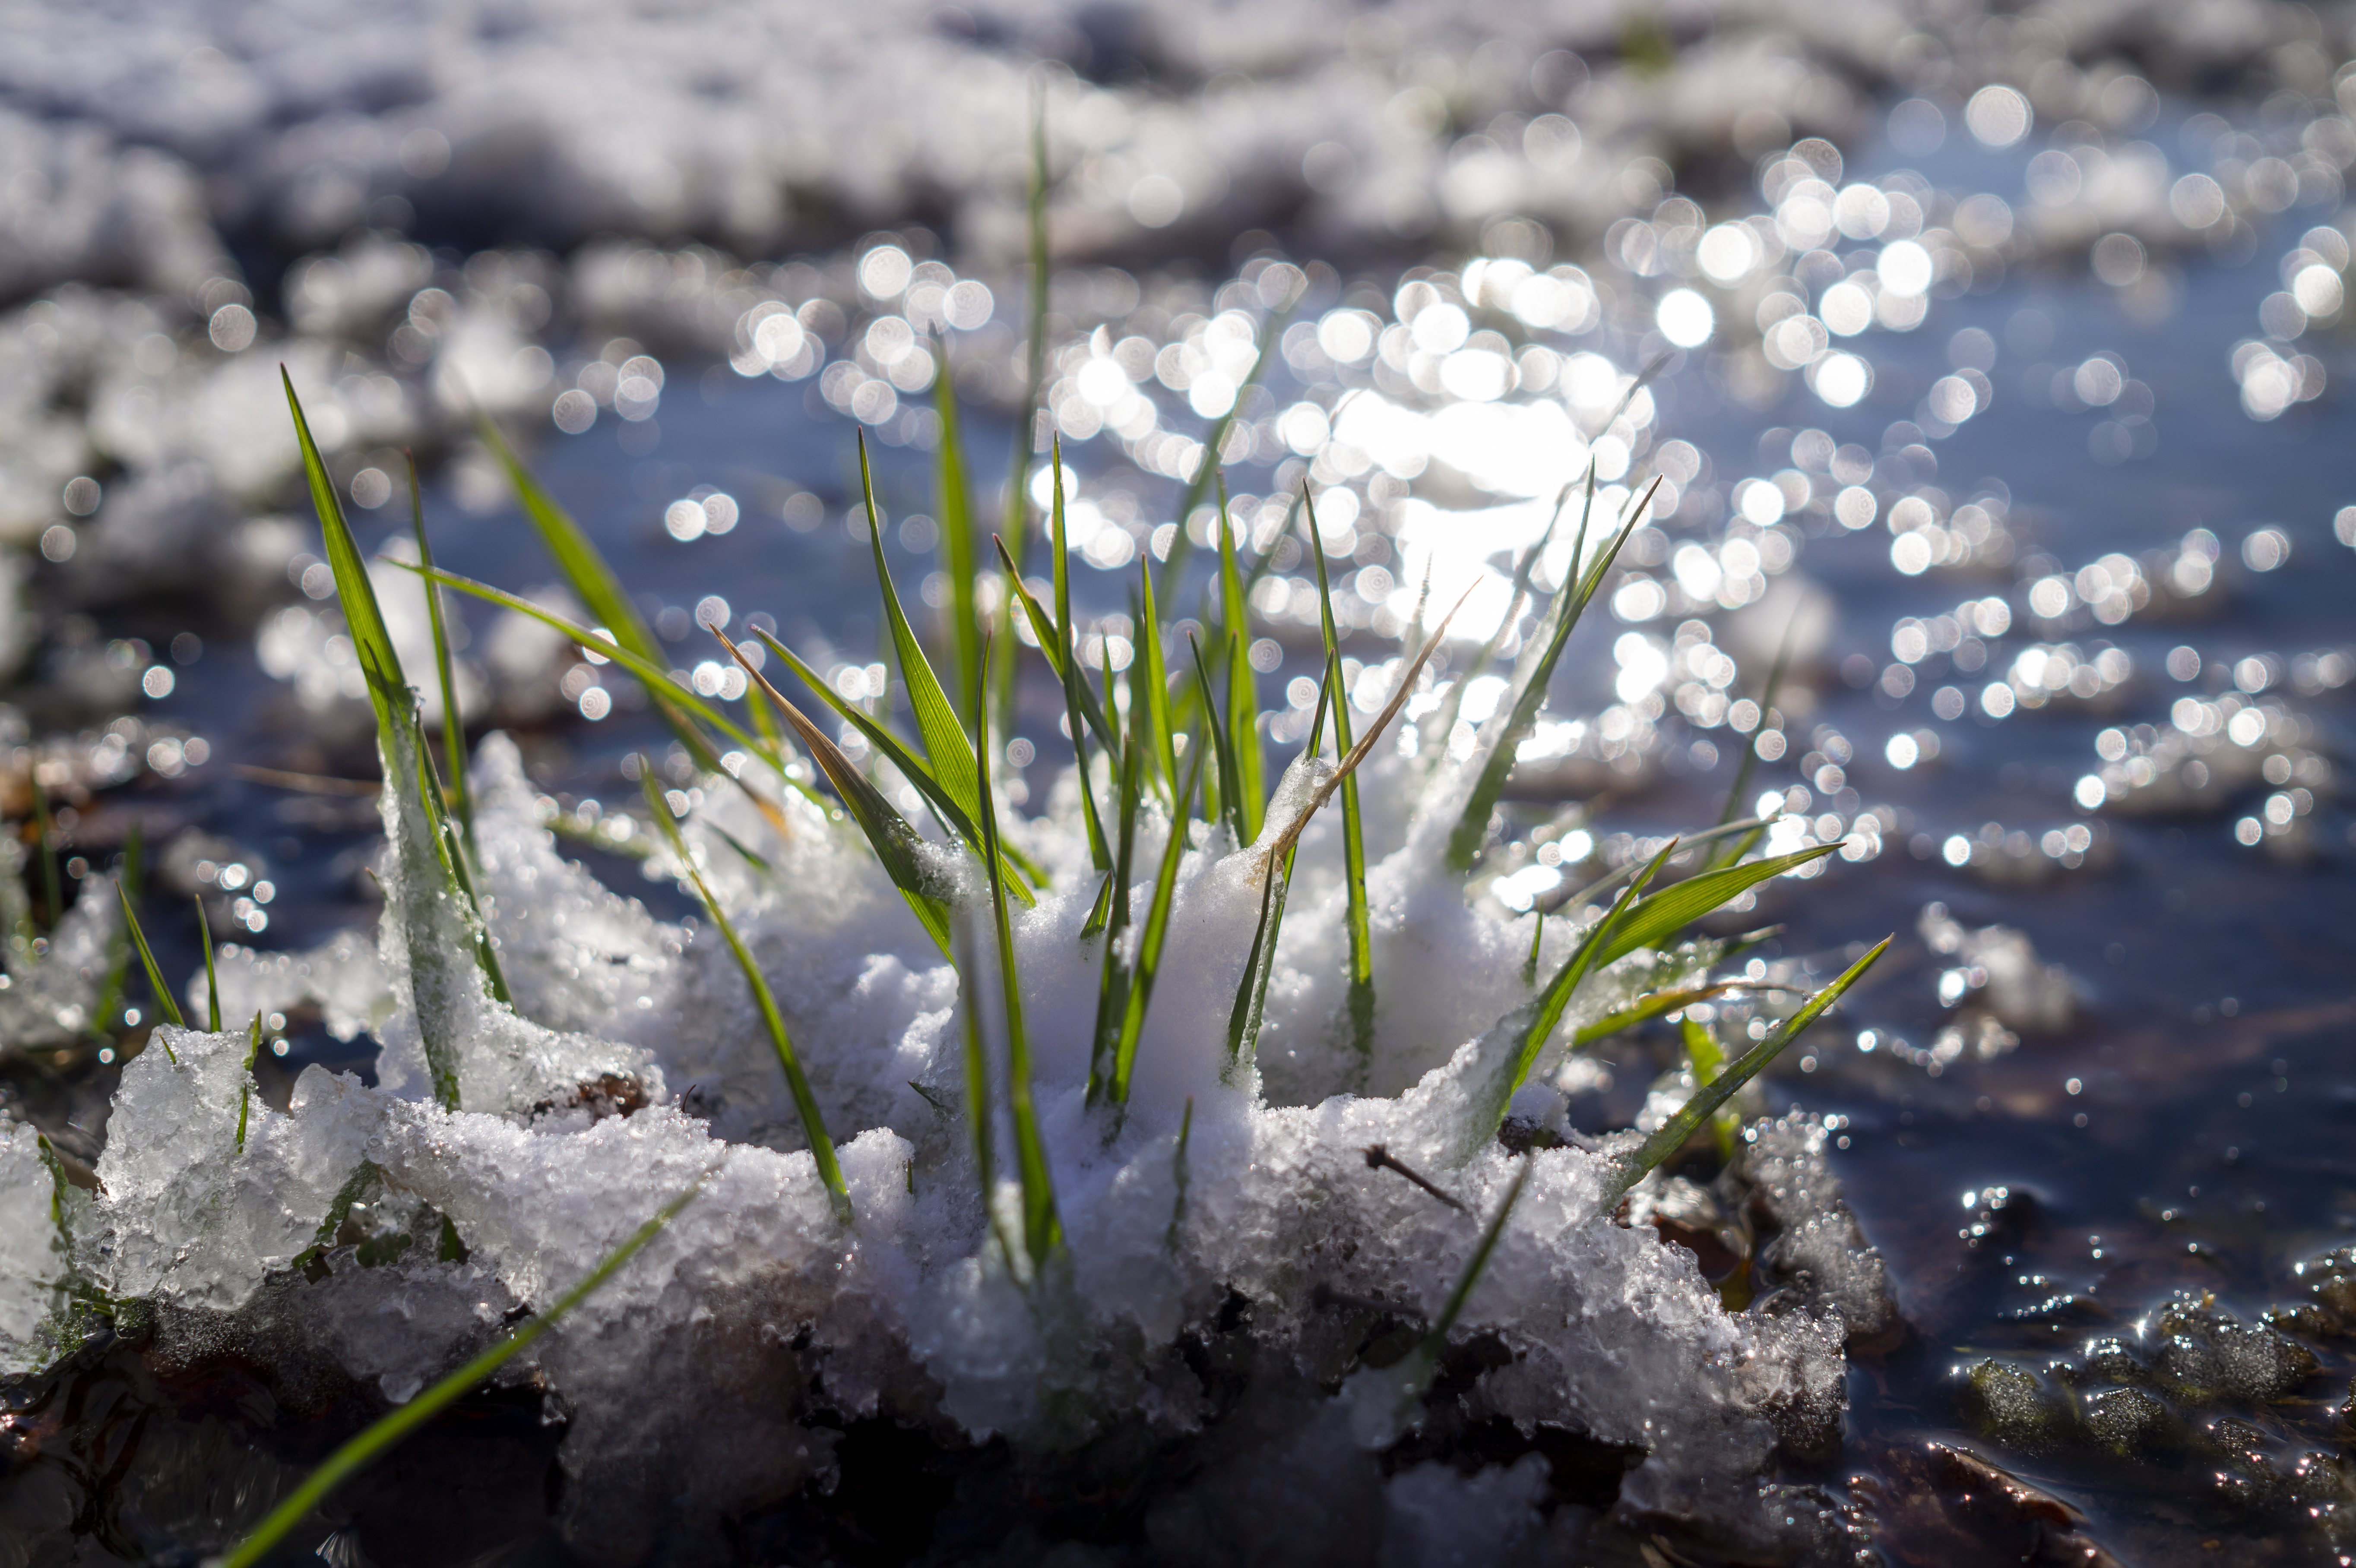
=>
[1223,846,1292,1078]
[1521,907,1543,989]
[1045,452,1110,868]
[197,897,221,1032]
[1508,841,1675,1090]
[712,629,953,955]
[858,434,989,820]
[639,765,851,1223]
[1678,1015,1739,1165]
[1109,734,1205,1105]
[1187,633,1244,842]
[234,1011,261,1153]
[1606,938,1891,1200]
[971,647,1060,1268]
[953,913,1016,1272]
[1425,1158,1532,1351]
[1134,559,1178,804]
[1216,477,1265,844]
[114,877,185,1034]
[408,453,472,846]
[931,328,985,725]
[753,630,1031,904]
[1590,844,1837,971]
[1573,980,1761,1049]
[1444,475,1662,872]
[288,370,500,1107]
[218,1179,705,1568]
[1086,740,1141,1103]
[992,534,1121,758]
[1303,496,1374,1067]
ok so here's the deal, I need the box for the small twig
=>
[1364,1144,1468,1213]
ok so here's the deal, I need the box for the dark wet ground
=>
[7,124,2356,1566]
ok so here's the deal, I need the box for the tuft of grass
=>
[288,371,507,1109]
[969,645,1061,1268]
[1444,474,1663,873]
[217,1178,706,1568]
[637,759,852,1224]
[1604,938,1890,1200]
[1132,559,1179,804]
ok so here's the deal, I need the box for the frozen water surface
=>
[4,0,2356,1562]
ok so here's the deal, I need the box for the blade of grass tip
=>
[971,643,1060,1268]
[992,80,1052,742]
[1134,558,1179,805]
[1161,285,1300,593]
[234,1011,262,1154]
[639,762,852,1223]
[1186,633,1244,844]
[855,434,1041,899]
[1216,473,1266,844]
[1521,906,1543,989]
[218,1178,706,1568]
[472,410,720,775]
[930,326,985,725]
[1711,610,1803,868]
[408,452,472,847]
[1303,493,1375,1070]
[1109,731,1206,1108]
[197,897,221,1033]
[114,878,185,1042]
[711,627,953,956]
[1086,739,1141,1102]
[1678,1014,1740,1166]
[29,776,60,929]
[288,371,500,1107]
[1444,474,1663,873]
[1606,938,1891,1201]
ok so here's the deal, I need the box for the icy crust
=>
[22,727,1876,1557]
[0,1121,70,1375]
